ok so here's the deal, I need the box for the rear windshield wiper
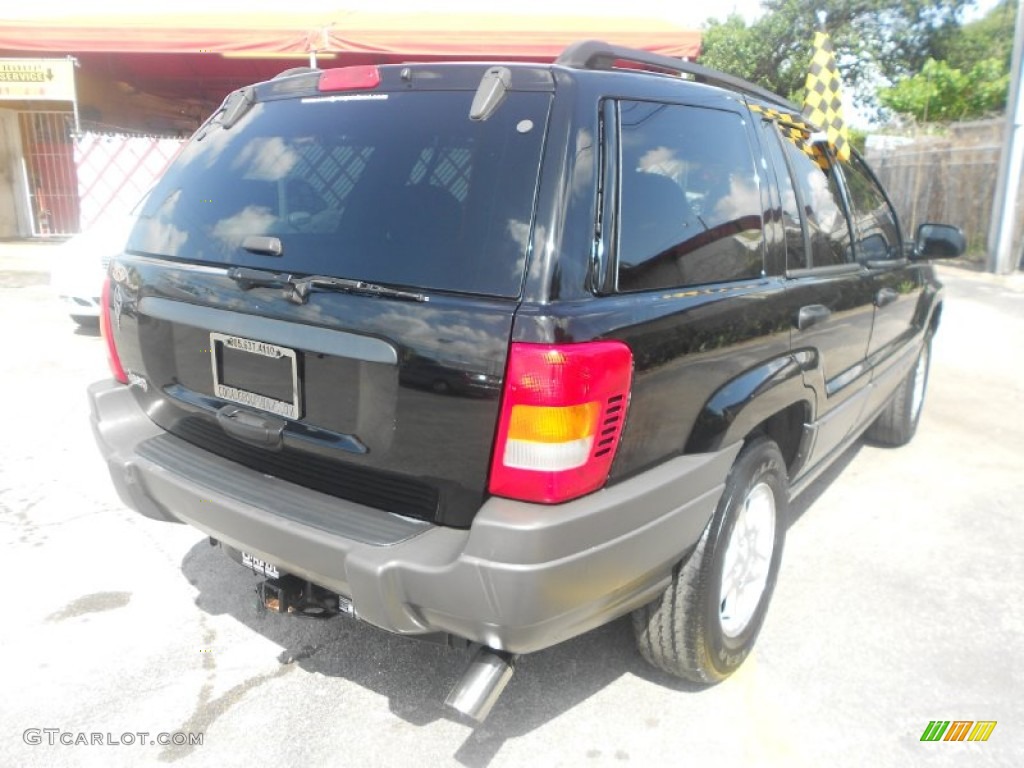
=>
[226,267,428,304]
[289,275,428,304]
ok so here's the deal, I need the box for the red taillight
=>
[318,65,380,92]
[100,276,128,384]
[489,341,633,504]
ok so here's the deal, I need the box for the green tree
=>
[934,0,1016,72]
[879,57,1010,120]
[879,1,1016,121]
[700,0,969,108]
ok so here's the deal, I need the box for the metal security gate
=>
[75,132,184,231]
[18,111,79,236]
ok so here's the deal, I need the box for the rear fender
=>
[914,275,944,334]
[685,353,814,455]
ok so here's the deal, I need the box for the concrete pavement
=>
[0,249,1020,767]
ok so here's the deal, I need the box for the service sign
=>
[0,58,76,102]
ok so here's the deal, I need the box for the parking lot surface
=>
[1,243,1021,767]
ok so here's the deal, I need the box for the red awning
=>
[0,11,700,59]
[0,11,700,135]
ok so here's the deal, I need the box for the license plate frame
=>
[210,332,301,420]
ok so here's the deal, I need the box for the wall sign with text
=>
[0,58,76,102]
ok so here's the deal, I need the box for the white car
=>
[50,207,137,327]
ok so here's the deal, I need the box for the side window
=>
[838,155,902,261]
[776,126,852,269]
[616,101,764,292]
[761,122,807,270]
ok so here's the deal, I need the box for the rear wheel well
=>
[747,402,808,479]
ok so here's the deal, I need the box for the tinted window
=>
[127,91,551,297]
[776,127,851,268]
[838,155,902,261]
[762,122,807,270]
[616,101,763,292]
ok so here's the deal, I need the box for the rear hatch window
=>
[127,87,551,298]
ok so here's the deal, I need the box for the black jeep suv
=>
[89,41,964,720]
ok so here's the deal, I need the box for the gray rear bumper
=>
[89,379,738,654]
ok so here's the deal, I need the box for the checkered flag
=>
[749,104,830,170]
[802,29,849,161]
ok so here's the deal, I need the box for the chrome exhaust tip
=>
[445,647,516,722]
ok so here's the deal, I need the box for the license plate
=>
[210,333,301,419]
[242,551,280,578]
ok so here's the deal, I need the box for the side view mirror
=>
[913,223,966,260]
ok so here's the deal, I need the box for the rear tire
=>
[865,335,931,447]
[632,437,787,683]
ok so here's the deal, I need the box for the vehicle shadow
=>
[179,438,869,764]
[786,439,864,529]
[182,542,710,766]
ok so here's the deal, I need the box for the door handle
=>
[875,287,899,308]
[796,304,831,331]
[216,405,286,450]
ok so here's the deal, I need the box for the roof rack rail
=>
[555,39,797,112]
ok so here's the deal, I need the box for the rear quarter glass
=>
[127,90,552,298]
